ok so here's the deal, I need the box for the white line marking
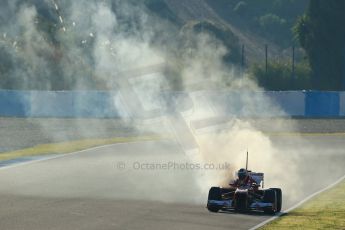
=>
[249,173,345,230]
[0,140,159,171]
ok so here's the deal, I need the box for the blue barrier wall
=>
[72,91,119,118]
[305,91,340,117]
[0,90,120,118]
[0,90,343,118]
[207,91,286,117]
[0,91,30,117]
[207,91,342,118]
[30,91,75,117]
[340,92,345,116]
[265,91,305,116]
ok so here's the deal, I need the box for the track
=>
[0,133,345,229]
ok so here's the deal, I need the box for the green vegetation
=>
[206,0,308,48]
[0,135,165,162]
[294,0,345,90]
[251,61,311,90]
[261,179,345,229]
[204,0,313,90]
[1,1,343,91]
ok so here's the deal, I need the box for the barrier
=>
[0,90,121,118]
[305,91,340,117]
[339,92,345,116]
[265,91,305,116]
[0,90,343,118]
[0,91,30,117]
[206,91,286,117]
[72,91,119,118]
[30,91,75,117]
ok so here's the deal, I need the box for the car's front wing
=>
[207,199,273,211]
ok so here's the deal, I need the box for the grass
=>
[0,135,166,162]
[261,180,345,230]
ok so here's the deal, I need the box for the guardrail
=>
[0,90,343,118]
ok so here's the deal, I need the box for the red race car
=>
[207,152,282,214]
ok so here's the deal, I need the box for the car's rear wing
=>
[245,151,265,187]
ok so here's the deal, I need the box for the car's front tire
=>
[263,189,277,214]
[207,187,222,213]
[271,188,282,212]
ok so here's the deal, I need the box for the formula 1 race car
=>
[207,152,282,214]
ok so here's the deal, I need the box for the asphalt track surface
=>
[1,133,345,230]
[0,136,344,229]
[0,141,268,230]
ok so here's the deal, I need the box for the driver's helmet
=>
[237,168,247,180]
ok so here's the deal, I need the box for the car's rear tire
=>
[263,189,277,214]
[271,188,282,212]
[207,187,222,213]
